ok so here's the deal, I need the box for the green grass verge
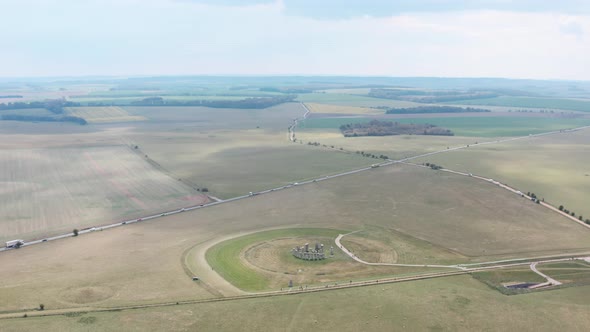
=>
[471,268,545,295]
[205,228,346,291]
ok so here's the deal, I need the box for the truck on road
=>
[6,239,25,249]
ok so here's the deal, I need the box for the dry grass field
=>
[2,276,590,331]
[65,106,147,123]
[0,145,207,243]
[1,164,588,314]
[121,104,373,198]
[297,128,483,160]
[413,128,590,219]
[340,227,466,265]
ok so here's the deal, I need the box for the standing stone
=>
[289,279,293,288]
[330,246,334,256]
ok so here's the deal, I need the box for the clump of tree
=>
[424,162,443,170]
[385,106,490,114]
[129,95,296,109]
[1,114,87,125]
[339,120,453,137]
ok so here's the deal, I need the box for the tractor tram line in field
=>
[2,125,589,253]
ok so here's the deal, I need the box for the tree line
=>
[339,119,454,137]
[0,99,80,114]
[1,114,87,125]
[128,95,297,109]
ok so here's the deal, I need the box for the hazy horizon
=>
[1,0,589,80]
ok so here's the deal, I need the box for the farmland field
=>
[296,93,423,107]
[413,128,590,218]
[2,275,590,331]
[449,96,590,112]
[304,102,383,115]
[297,128,485,160]
[3,76,590,331]
[0,145,207,243]
[2,164,589,313]
[65,106,147,123]
[123,104,373,198]
[299,116,590,137]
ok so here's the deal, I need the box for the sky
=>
[1,0,589,80]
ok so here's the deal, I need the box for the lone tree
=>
[39,304,44,311]
[73,229,79,237]
[559,205,564,211]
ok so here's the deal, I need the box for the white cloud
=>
[0,1,588,80]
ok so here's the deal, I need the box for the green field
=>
[300,116,590,137]
[413,129,590,218]
[296,93,422,107]
[538,261,590,286]
[450,96,590,112]
[205,228,346,291]
[0,108,55,117]
[471,268,546,295]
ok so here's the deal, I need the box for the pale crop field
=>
[304,102,383,115]
[66,106,147,123]
[0,145,206,243]
[297,128,484,160]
